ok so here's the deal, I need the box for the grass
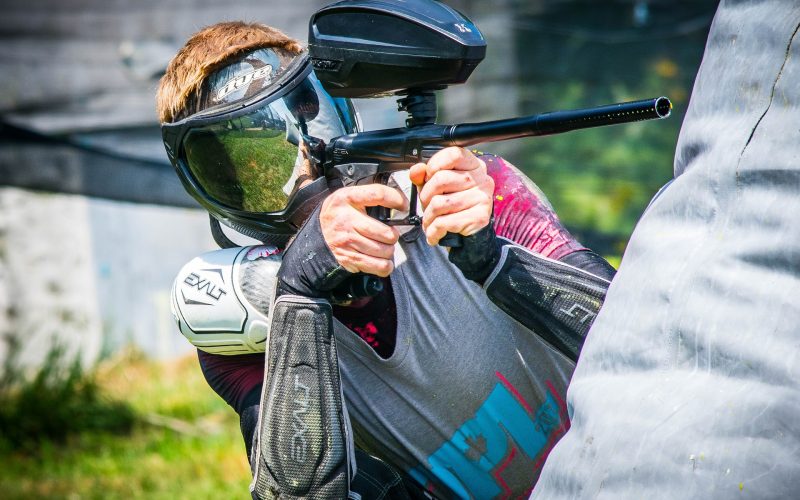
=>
[0,349,251,499]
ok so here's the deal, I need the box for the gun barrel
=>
[445,96,672,147]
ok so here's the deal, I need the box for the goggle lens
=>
[180,74,351,213]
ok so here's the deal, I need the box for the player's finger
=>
[343,184,409,211]
[422,188,487,229]
[424,204,492,245]
[425,147,481,180]
[409,162,427,188]
[346,208,401,245]
[351,236,396,260]
[334,248,395,277]
[418,169,478,206]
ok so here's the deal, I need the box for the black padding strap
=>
[252,296,350,499]
[559,249,617,282]
[485,246,612,362]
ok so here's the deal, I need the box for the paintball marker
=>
[307,0,671,301]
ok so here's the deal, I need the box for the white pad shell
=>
[170,245,282,355]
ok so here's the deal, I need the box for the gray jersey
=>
[333,228,575,498]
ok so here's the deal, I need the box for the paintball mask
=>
[162,48,358,245]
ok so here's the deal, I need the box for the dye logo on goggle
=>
[215,65,274,102]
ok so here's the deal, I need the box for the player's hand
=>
[320,184,408,277]
[408,147,494,246]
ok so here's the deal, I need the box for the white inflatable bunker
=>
[533,1,800,498]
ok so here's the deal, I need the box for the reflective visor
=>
[167,56,355,214]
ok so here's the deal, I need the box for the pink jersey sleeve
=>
[197,350,265,413]
[481,154,585,260]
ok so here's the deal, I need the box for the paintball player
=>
[159,21,615,499]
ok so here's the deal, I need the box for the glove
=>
[447,218,504,284]
[277,205,353,299]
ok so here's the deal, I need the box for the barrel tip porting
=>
[655,96,672,118]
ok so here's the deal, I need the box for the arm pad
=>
[251,296,353,499]
[170,245,282,355]
[484,245,612,362]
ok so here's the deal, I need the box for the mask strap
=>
[209,215,239,249]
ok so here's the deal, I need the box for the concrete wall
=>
[0,188,215,366]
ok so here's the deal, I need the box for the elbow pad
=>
[251,296,353,499]
[170,245,282,355]
[484,245,612,362]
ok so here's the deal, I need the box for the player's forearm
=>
[482,242,612,362]
[453,154,615,361]
[251,296,352,499]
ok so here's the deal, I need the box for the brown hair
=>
[156,21,302,123]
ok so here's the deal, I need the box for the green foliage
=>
[222,130,298,213]
[0,350,250,499]
[493,3,712,258]
[511,66,688,258]
[0,338,135,453]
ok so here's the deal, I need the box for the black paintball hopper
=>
[308,0,486,98]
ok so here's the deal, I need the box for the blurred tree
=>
[513,0,717,257]
[448,0,718,258]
